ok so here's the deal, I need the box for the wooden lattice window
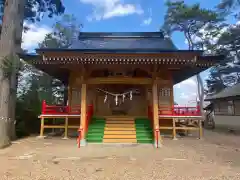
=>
[159,88,171,97]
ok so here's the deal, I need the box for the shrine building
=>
[22,32,224,147]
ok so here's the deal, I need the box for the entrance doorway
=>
[94,84,148,117]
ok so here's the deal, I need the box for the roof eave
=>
[35,48,204,54]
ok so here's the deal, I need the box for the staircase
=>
[135,118,153,143]
[86,117,106,143]
[103,117,137,143]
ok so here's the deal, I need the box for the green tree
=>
[206,24,240,94]
[0,0,65,148]
[162,0,224,111]
[217,0,240,19]
[205,0,240,94]
[38,14,82,104]
[15,14,82,137]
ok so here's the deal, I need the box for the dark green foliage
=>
[217,0,240,19]
[206,17,240,94]
[0,0,65,23]
[162,0,224,50]
[15,14,82,136]
[162,1,240,95]
[39,14,82,49]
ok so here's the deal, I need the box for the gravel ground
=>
[0,130,239,180]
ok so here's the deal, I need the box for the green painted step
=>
[86,117,106,143]
[137,139,153,143]
[135,118,153,144]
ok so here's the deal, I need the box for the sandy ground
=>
[0,130,240,180]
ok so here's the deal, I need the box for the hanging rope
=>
[96,88,138,105]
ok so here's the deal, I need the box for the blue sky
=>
[21,0,234,105]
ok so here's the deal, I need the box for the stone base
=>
[154,140,162,148]
[36,136,46,139]
[80,139,87,146]
[62,137,69,140]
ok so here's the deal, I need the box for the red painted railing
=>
[148,105,201,117]
[159,105,201,116]
[41,100,94,116]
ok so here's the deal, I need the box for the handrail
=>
[158,105,201,116]
[41,100,94,116]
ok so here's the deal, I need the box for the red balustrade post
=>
[197,105,201,116]
[66,105,70,114]
[42,100,46,114]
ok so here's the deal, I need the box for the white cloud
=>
[175,77,196,89]
[80,0,143,21]
[179,92,197,105]
[174,77,198,105]
[22,23,51,51]
[142,17,152,25]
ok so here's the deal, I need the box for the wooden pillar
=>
[152,81,162,147]
[63,117,69,139]
[80,83,87,145]
[172,118,177,140]
[39,117,45,137]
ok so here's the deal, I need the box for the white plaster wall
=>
[214,115,240,130]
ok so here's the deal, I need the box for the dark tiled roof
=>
[205,83,240,100]
[68,32,177,50]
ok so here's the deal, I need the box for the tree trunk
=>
[196,74,204,115]
[0,0,26,148]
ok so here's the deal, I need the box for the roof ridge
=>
[78,32,164,38]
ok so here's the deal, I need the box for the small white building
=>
[205,83,240,132]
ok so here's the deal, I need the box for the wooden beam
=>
[87,77,153,84]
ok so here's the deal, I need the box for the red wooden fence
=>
[41,100,94,116]
[148,105,201,118]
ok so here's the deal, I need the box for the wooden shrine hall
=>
[22,32,224,147]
